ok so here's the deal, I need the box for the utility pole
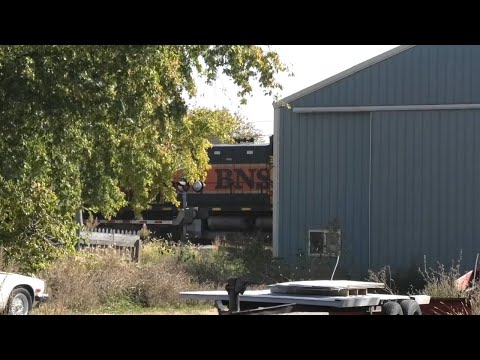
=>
[75,208,83,250]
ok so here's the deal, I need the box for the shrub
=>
[419,253,467,298]
[37,232,355,314]
[138,224,152,243]
[130,258,192,307]
[183,246,247,286]
[366,266,397,294]
[37,246,193,314]
[38,249,137,312]
[469,289,480,315]
[222,233,273,278]
[142,236,272,286]
[0,247,21,273]
[0,179,78,273]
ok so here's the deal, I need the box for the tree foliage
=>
[0,177,78,273]
[231,112,265,143]
[0,45,287,269]
[186,107,265,145]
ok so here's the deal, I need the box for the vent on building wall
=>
[308,229,341,257]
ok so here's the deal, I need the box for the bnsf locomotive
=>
[96,136,273,243]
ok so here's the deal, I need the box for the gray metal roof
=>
[274,45,415,108]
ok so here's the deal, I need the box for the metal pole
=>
[75,208,83,250]
[225,278,241,313]
[368,111,372,269]
[181,191,187,243]
[182,191,187,208]
[473,253,479,289]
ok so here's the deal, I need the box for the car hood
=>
[0,272,44,285]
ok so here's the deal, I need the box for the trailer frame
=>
[180,277,430,315]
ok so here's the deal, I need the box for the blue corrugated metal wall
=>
[370,110,480,274]
[277,109,371,276]
[276,45,480,278]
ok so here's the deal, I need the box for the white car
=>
[0,272,49,315]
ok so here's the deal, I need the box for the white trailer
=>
[180,278,430,315]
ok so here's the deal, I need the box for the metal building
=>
[273,45,480,280]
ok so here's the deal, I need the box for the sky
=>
[187,45,399,142]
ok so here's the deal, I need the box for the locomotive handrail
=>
[189,181,271,195]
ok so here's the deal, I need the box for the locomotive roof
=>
[212,143,270,147]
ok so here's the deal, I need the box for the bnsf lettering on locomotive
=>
[215,169,234,189]
[234,169,255,189]
[256,168,270,190]
[215,168,270,190]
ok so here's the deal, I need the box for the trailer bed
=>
[179,289,429,308]
[180,280,430,314]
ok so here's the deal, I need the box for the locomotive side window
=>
[308,229,341,257]
[246,150,254,155]
[214,151,221,155]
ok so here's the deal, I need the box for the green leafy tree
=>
[0,177,78,273]
[0,45,287,270]
[231,112,265,143]
[186,107,265,145]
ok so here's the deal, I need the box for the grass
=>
[34,305,216,315]
[96,298,216,315]
[27,235,277,315]
[34,297,215,315]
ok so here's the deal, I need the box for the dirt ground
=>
[134,308,218,315]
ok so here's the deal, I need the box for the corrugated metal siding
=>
[276,45,480,277]
[276,111,371,276]
[291,46,480,108]
[370,110,480,275]
[277,108,480,276]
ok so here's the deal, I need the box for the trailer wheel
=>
[382,301,403,315]
[400,299,422,315]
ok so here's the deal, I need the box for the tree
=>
[0,45,287,270]
[186,107,265,144]
[231,112,265,143]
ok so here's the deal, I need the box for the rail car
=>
[93,136,274,243]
